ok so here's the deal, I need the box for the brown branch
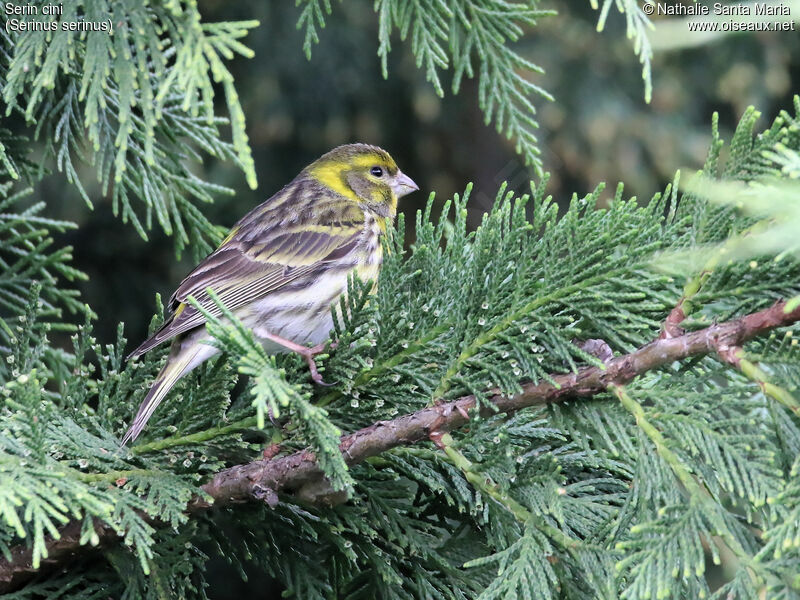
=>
[659,302,687,339]
[657,260,800,415]
[2,300,799,592]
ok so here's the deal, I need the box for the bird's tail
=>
[122,339,217,445]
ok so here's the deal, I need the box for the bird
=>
[122,144,418,444]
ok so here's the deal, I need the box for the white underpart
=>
[212,214,381,355]
[245,214,383,353]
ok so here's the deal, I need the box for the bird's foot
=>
[301,350,332,386]
[258,331,337,386]
[313,340,339,353]
[299,342,336,386]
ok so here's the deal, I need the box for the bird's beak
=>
[392,171,419,198]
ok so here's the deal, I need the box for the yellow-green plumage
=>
[123,144,418,444]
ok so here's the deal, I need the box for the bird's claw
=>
[302,349,335,386]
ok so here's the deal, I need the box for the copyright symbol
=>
[642,2,655,15]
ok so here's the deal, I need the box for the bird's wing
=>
[128,220,363,359]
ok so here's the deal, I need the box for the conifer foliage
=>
[2,3,800,600]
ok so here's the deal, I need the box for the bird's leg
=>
[311,339,339,352]
[258,331,334,385]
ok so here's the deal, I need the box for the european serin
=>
[123,144,418,443]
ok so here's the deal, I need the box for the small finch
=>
[123,144,418,443]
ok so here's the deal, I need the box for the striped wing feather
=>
[129,219,362,359]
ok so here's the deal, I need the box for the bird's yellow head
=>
[307,143,419,217]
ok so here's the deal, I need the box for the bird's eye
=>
[370,166,383,177]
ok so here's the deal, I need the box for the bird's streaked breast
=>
[244,211,385,348]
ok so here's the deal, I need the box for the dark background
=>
[24,3,800,595]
